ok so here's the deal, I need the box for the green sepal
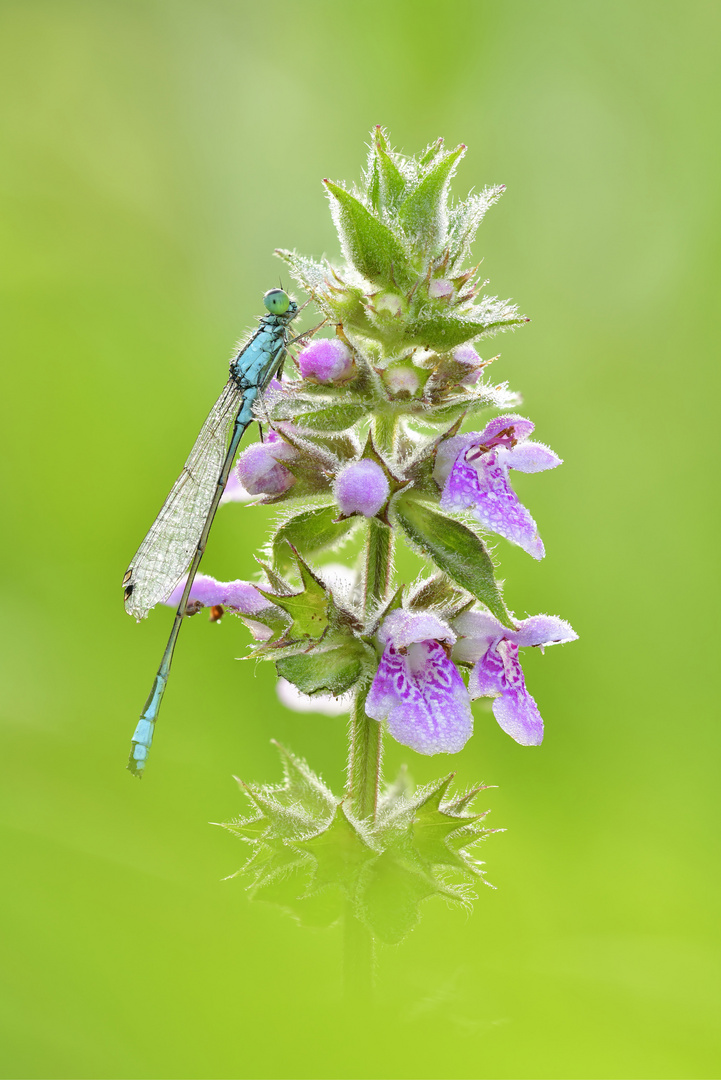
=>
[256,550,329,640]
[271,504,360,570]
[418,136,444,166]
[276,634,371,697]
[392,495,513,627]
[398,144,465,255]
[405,572,470,615]
[253,558,292,597]
[324,180,413,289]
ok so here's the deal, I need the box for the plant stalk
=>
[346,447,396,820]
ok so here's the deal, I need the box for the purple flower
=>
[365,610,473,755]
[334,459,390,518]
[220,468,252,504]
[434,415,561,559]
[452,610,577,745]
[164,574,277,639]
[235,431,296,496]
[298,338,355,383]
[451,343,485,386]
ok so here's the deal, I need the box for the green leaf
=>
[276,638,367,696]
[272,505,359,570]
[406,305,528,350]
[393,496,513,627]
[291,402,367,432]
[324,180,413,288]
[398,144,465,254]
[447,185,505,270]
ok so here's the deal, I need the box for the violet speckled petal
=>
[366,640,473,755]
[467,639,506,697]
[510,614,577,648]
[378,608,455,649]
[478,414,535,446]
[492,687,544,745]
[220,468,253,504]
[469,639,544,745]
[441,447,545,559]
[164,574,272,615]
[506,442,562,474]
[433,432,477,487]
[451,609,506,664]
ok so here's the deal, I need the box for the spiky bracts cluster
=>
[221,743,494,944]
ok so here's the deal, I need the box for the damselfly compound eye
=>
[263,288,291,315]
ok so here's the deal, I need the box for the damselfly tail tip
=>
[127,716,154,778]
[126,750,145,779]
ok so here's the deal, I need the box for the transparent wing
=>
[124,378,245,619]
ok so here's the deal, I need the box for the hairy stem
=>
[346,451,396,820]
[347,683,383,821]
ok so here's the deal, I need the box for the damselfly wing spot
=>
[263,288,291,315]
[122,569,132,585]
[124,585,134,601]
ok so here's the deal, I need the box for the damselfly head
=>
[263,288,291,315]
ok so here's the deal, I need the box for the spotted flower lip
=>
[452,610,577,746]
[365,609,473,756]
[434,415,561,559]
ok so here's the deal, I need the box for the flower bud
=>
[235,432,296,496]
[374,292,404,316]
[334,459,389,517]
[383,364,420,396]
[452,343,485,385]
[429,278,454,300]
[298,338,355,384]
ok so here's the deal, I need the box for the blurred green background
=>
[1,0,719,1077]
